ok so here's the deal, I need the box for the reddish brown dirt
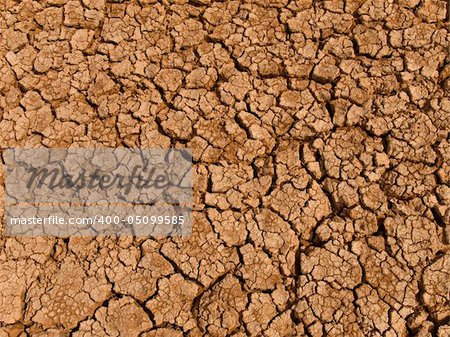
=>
[0,0,449,336]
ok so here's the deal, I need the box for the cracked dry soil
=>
[0,0,449,336]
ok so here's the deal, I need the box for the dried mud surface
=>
[0,0,449,336]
